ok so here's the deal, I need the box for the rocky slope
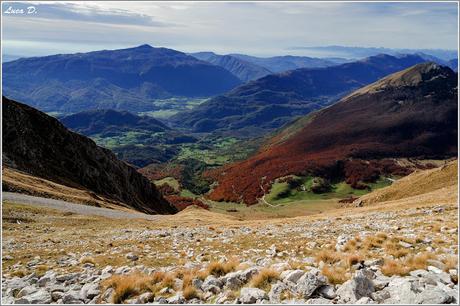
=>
[2,45,241,113]
[2,162,458,304]
[171,54,428,135]
[207,63,458,204]
[2,96,177,214]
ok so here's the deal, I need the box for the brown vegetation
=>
[206,64,457,204]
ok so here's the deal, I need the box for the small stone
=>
[363,258,384,267]
[17,286,38,298]
[239,287,268,304]
[356,296,375,304]
[62,290,83,304]
[137,292,154,303]
[51,291,64,302]
[167,293,185,304]
[427,265,443,274]
[426,259,446,271]
[398,241,412,248]
[317,285,336,299]
[15,289,52,304]
[202,275,223,293]
[305,297,331,304]
[126,253,139,261]
[80,283,100,300]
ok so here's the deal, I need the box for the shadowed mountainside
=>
[2,96,177,214]
[61,109,169,135]
[206,63,458,204]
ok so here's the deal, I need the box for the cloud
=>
[1,1,458,57]
[1,1,174,27]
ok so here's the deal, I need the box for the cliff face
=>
[2,96,177,214]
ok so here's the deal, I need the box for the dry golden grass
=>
[315,250,341,264]
[442,255,458,271]
[405,253,436,270]
[359,160,457,205]
[249,268,279,290]
[362,235,386,250]
[381,259,409,276]
[80,256,96,265]
[343,239,358,252]
[183,285,199,300]
[321,265,349,284]
[150,271,166,284]
[383,241,409,258]
[10,270,27,278]
[346,253,363,268]
[206,258,239,277]
[102,273,152,304]
[161,273,176,289]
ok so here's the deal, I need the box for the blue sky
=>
[2,1,458,57]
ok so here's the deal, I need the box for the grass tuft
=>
[321,265,349,284]
[249,268,279,290]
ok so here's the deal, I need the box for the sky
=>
[1,1,459,58]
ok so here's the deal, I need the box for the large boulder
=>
[15,289,52,304]
[384,277,418,304]
[281,270,305,284]
[202,275,223,293]
[296,269,327,298]
[238,288,268,304]
[415,286,452,304]
[336,270,375,303]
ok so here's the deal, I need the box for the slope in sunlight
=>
[207,63,458,204]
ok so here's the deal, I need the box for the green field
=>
[265,176,391,204]
[138,97,208,119]
[176,137,258,166]
[154,177,181,191]
[92,131,163,149]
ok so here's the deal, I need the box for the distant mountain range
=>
[2,45,241,113]
[290,45,458,61]
[190,52,273,82]
[171,54,430,136]
[190,52,346,82]
[208,63,458,204]
[2,96,177,214]
[229,53,344,72]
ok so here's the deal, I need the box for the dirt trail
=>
[2,192,163,220]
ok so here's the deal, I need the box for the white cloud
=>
[2,1,458,57]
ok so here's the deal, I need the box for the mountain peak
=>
[345,62,453,99]
[135,44,154,49]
